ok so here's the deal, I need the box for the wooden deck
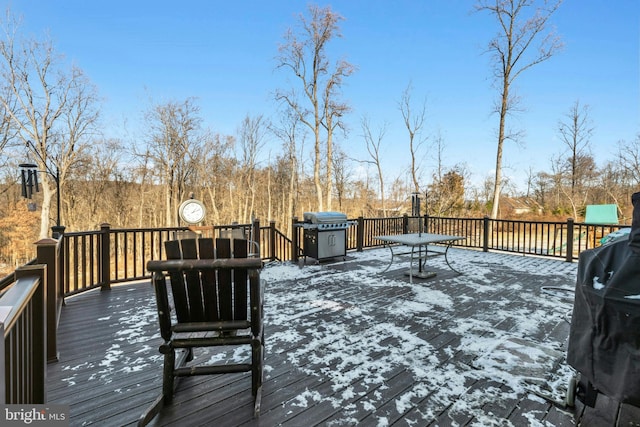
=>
[46,247,640,426]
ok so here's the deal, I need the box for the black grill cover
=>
[567,192,640,405]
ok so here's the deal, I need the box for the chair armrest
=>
[148,257,262,273]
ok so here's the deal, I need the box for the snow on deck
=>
[47,247,595,426]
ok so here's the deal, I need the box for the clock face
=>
[179,199,206,224]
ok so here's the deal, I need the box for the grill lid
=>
[303,211,348,224]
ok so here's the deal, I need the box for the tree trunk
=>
[490,85,508,219]
[39,177,53,239]
[325,123,333,211]
[313,125,323,211]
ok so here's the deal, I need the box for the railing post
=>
[566,218,575,262]
[269,220,278,261]
[58,232,66,304]
[35,238,61,363]
[100,223,111,291]
[292,216,299,263]
[356,216,364,252]
[483,216,490,252]
[402,214,409,234]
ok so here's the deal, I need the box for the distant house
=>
[500,196,543,216]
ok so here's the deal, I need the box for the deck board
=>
[46,247,640,426]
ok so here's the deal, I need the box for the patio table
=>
[374,233,465,283]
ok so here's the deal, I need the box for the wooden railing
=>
[57,215,630,297]
[62,219,294,295]
[0,265,47,404]
[290,215,627,263]
[435,216,624,261]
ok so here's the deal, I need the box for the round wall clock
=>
[178,198,206,224]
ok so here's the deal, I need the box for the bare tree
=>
[142,97,202,226]
[196,132,235,225]
[360,116,387,215]
[558,100,593,195]
[399,83,428,193]
[428,133,468,216]
[431,132,446,200]
[237,114,268,222]
[0,85,17,174]
[271,105,304,234]
[532,170,553,209]
[65,138,124,229]
[548,100,596,218]
[0,9,100,237]
[524,166,537,197]
[481,175,496,211]
[597,161,627,216]
[276,4,354,211]
[386,175,412,215]
[617,134,640,187]
[428,168,466,216]
[330,147,348,212]
[0,85,17,155]
[322,69,352,211]
[477,0,563,219]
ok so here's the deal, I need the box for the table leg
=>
[381,244,395,273]
[444,243,462,274]
[419,244,428,271]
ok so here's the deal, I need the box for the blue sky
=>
[6,0,639,193]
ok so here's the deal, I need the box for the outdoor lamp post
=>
[20,141,64,238]
[423,189,429,229]
[411,192,422,235]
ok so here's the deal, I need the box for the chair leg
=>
[140,347,192,426]
[162,348,176,403]
[252,338,264,417]
[138,346,177,427]
[138,394,165,427]
[251,340,263,394]
[252,352,263,418]
[253,385,263,418]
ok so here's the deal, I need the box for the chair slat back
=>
[216,238,233,321]
[198,238,219,320]
[165,240,190,322]
[233,239,248,321]
[180,239,205,321]
[163,237,250,324]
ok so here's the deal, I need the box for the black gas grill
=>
[299,212,351,261]
[567,192,640,407]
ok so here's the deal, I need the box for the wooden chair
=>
[139,237,264,426]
